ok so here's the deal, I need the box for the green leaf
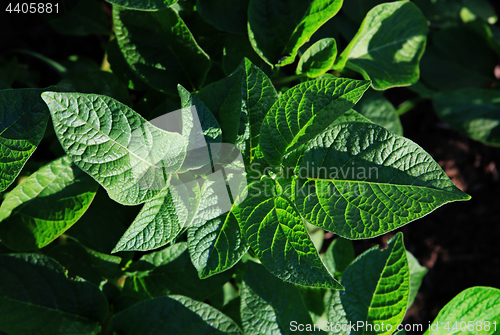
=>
[123,242,232,302]
[0,156,98,251]
[248,0,343,67]
[297,38,337,78]
[239,58,279,162]
[112,186,187,252]
[113,6,210,94]
[433,88,500,146]
[425,286,500,335]
[354,89,403,135]
[462,6,500,55]
[47,238,121,285]
[196,68,244,145]
[0,88,51,192]
[259,77,370,167]
[0,253,108,335]
[188,207,249,278]
[293,122,471,239]
[196,0,249,34]
[42,92,188,206]
[105,0,178,10]
[337,233,410,335]
[239,178,342,289]
[106,39,148,91]
[335,1,429,90]
[407,250,427,308]
[108,295,242,334]
[241,261,317,334]
[222,35,267,76]
[57,70,133,107]
[322,237,354,277]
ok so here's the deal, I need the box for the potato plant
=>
[1,0,500,334]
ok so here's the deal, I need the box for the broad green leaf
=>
[122,243,232,302]
[0,88,51,192]
[296,38,337,78]
[412,0,462,28]
[406,250,427,308]
[433,88,500,146]
[332,108,373,125]
[113,6,210,94]
[106,0,178,10]
[112,186,187,252]
[47,0,110,36]
[57,70,132,106]
[239,178,341,289]
[241,261,317,335]
[188,208,249,278]
[42,92,188,205]
[338,233,409,335]
[108,295,242,334]
[112,86,223,252]
[425,286,500,335]
[462,7,500,55]
[196,0,249,34]
[354,89,403,135]
[420,27,497,91]
[0,253,108,335]
[293,122,471,239]
[335,1,429,90]
[47,238,121,285]
[0,156,98,251]
[259,78,370,167]
[196,68,244,145]
[322,237,354,277]
[248,0,343,67]
[239,58,279,162]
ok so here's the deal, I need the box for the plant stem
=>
[396,97,424,115]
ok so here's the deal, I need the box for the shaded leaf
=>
[0,88,51,192]
[335,1,429,90]
[433,88,500,146]
[106,0,178,10]
[196,0,249,34]
[248,0,343,67]
[0,156,98,251]
[113,6,210,94]
[297,38,337,78]
[0,254,108,335]
[354,89,403,135]
[108,295,242,334]
[407,250,427,308]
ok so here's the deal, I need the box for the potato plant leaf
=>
[260,77,371,168]
[297,38,338,78]
[425,286,500,335]
[105,0,178,10]
[333,233,410,335]
[433,88,500,146]
[293,122,471,239]
[108,295,242,334]
[113,6,210,94]
[322,237,355,277]
[0,156,98,251]
[42,92,188,206]
[0,254,108,335]
[335,1,429,90]
[196,0,249,34]
[0,88,51,192]
[248,0,343,67]
[240,261,317,334]
[239,178,342,289]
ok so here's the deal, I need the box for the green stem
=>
[8,49,67,75]
[396,97,424,116]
